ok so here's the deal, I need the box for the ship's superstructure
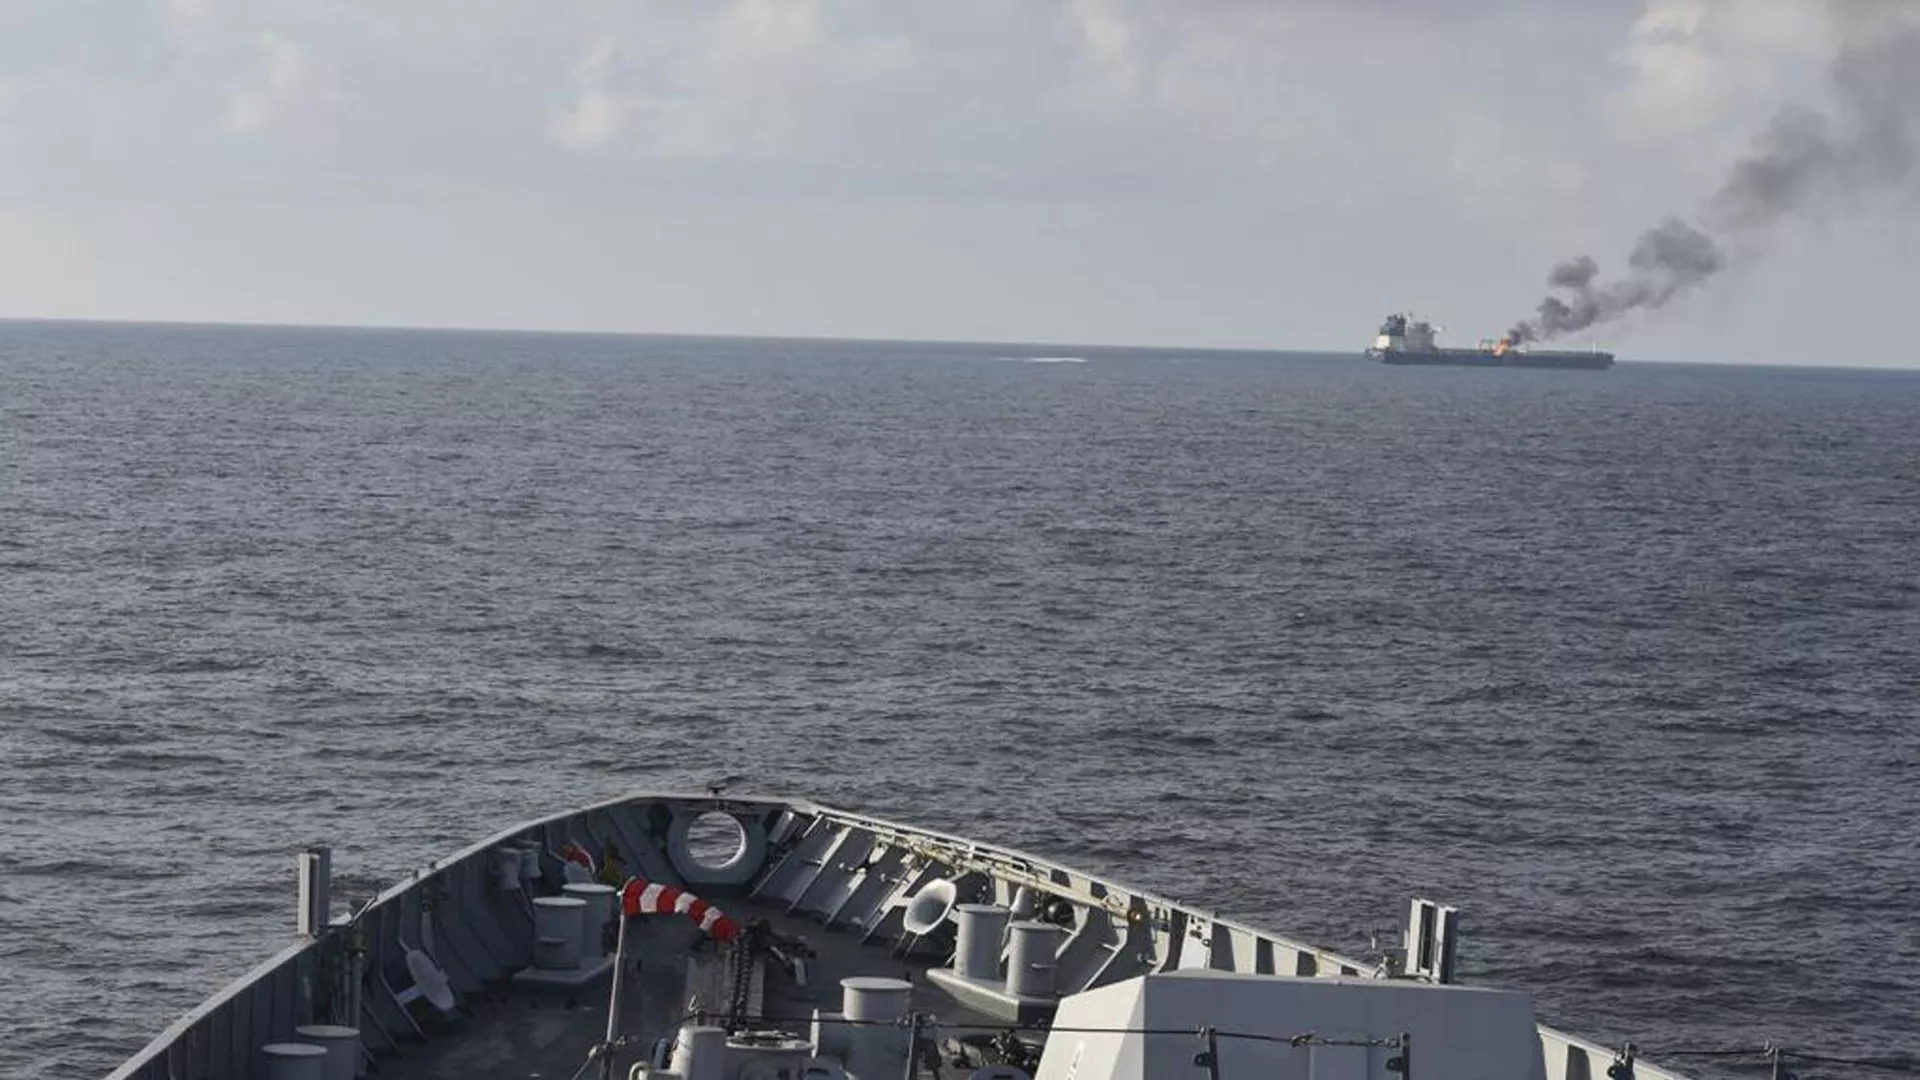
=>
[1366,312,1613,370]
[1372,313,1440,354]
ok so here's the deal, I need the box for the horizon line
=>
[2,313,1913,372]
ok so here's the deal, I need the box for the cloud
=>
[0,1,1749,218]
[0,0,1603,209]
[223,30,305,133]
[1059,0,1144,104]
[545,0,914,161]
[1437,99,1587,222]
[550,39,621,148]
[1609,0,1827,141]
[165,0,215,22]
[535,0,1363,190]
[1615,0,1719,133]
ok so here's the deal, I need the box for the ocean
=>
[2,320,1915,1079]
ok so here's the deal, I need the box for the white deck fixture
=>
[1034,971,1544,1080]
[260,1042,328,1080]
[291,1025,360,1080]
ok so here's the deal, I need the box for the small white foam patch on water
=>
[995,355,1088,363]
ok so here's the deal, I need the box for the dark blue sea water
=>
[2,321,1916,1079]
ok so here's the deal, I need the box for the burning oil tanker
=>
[1364,313,1614,370]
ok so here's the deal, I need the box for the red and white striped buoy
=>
[619,878,740,943]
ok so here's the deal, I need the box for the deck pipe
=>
[297,847,331,938]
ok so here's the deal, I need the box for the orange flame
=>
[1493,339,1510,357]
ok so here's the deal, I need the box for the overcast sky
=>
[1,0,1915,364]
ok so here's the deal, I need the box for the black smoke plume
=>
[1506,2,1920,345]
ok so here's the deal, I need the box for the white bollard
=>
[667,1024,728,1080]
[292,1025,360,1080]
[840,976,912,1079]
[562,882,617,960]
[1005,922,1063,998]
[260,1041,327,1080]
[516,844,544,886]
[953,904,1010,981]
[531,895,586,970]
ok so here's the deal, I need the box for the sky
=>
[1,0,1916,365]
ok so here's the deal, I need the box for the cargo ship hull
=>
[1365,314,1613,370]
[1367,346,1614,370]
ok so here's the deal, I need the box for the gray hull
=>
[1367,347,1614,370]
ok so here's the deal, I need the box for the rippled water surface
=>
[2,322,1916,1079]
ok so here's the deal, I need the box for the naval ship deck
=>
[104,792,1695,1080]
[368,901,1040,1080]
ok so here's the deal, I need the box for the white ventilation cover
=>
[404,948,456,1011]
